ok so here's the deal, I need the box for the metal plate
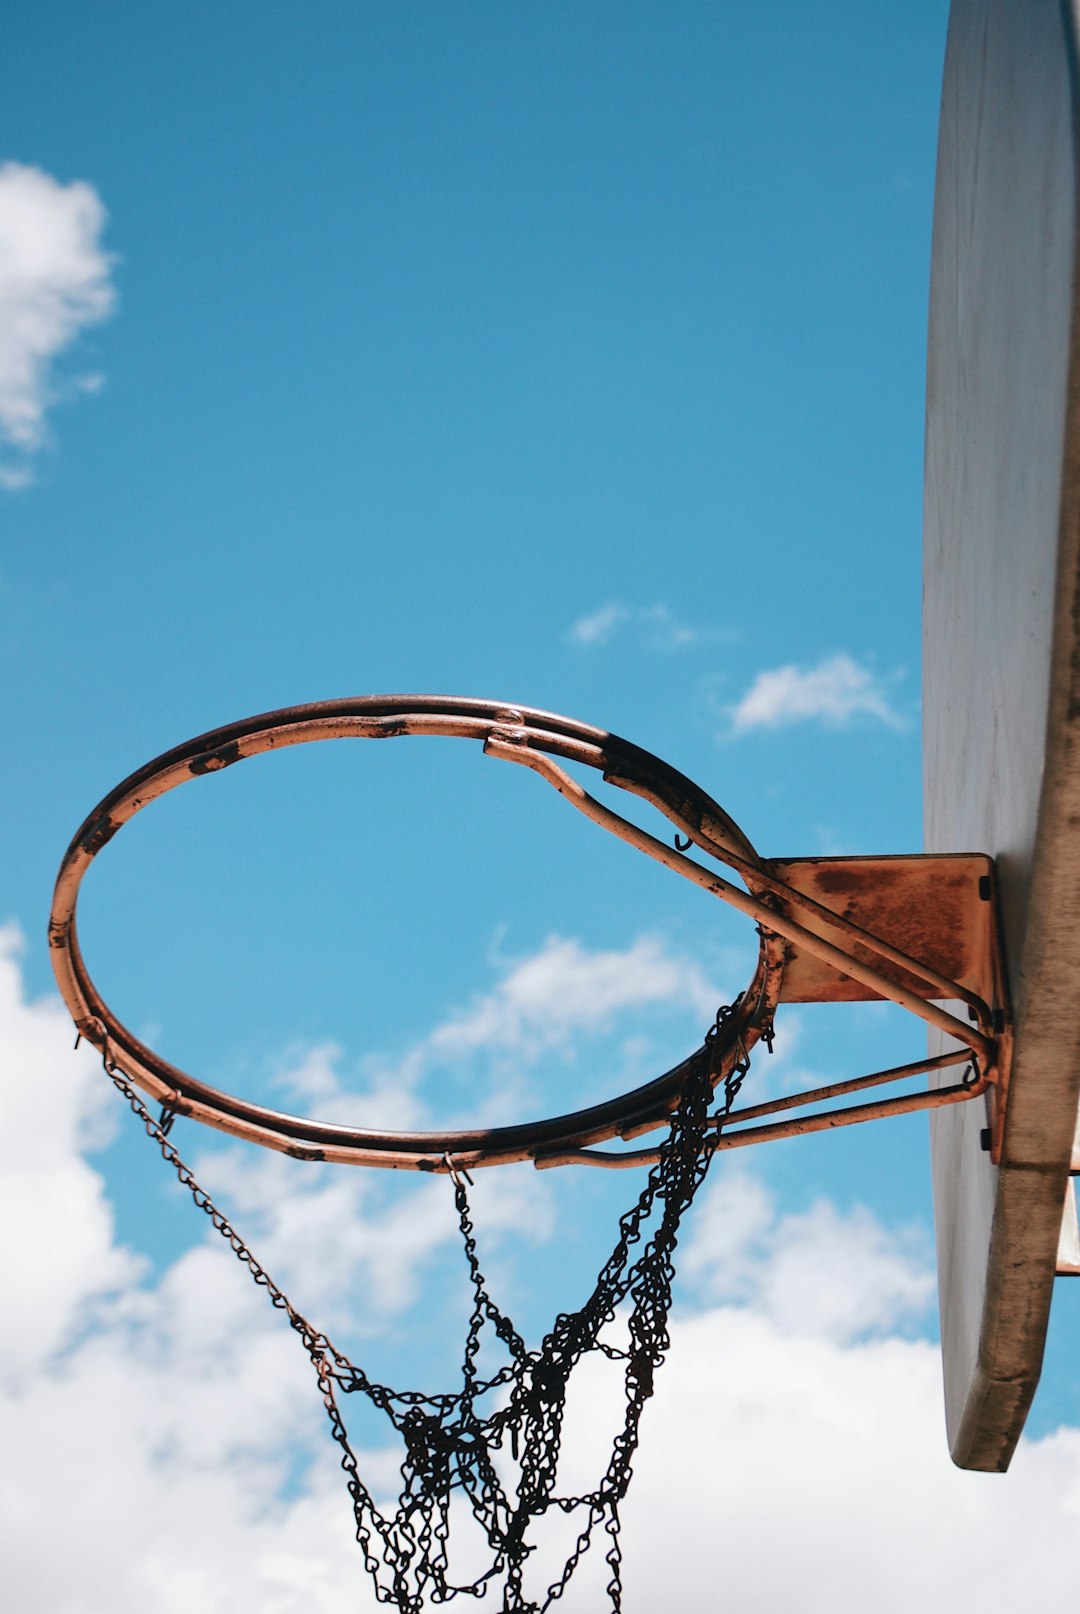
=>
[772,855,998,1005]
[924,0,1080,1470]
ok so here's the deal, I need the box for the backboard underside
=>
[925,0,1080,1470]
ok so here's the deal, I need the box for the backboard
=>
[925,0,1080,1470]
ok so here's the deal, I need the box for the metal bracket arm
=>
[485,736,1010,1165]
[534,1051,987,1169]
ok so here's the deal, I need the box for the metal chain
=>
[89,1007,749,1611]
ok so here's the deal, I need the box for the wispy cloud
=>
[569,601,713,651]
[571,602,631,646]
[726,653,907,736]
[0,161,116,485]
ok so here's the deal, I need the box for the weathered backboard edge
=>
[925,0,1080,1472]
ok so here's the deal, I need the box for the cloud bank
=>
[0,161,115,485]
[3,929,1079,1612]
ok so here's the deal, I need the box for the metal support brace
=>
[485,738,1010,1169]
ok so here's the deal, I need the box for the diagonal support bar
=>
[534,1051,988,1170]
[484,739,1000,1072]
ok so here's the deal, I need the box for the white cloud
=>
[569,601,711,651]
[529,1178,1076,1608]
[429,932,719,1059]
[192,1148,457,1321]
[271,1039,429,1133]
[191,1143,554,1326]
[7,931,1080,1612]
[570,601,631,645]
[727,652,907,735]
[234,929,727,1322]
[0,461,34,490]
[270,933,726,1140]
[0,925,141,1386]
[681,1165,934,1343]
[0,161,116,482]
[612,1313,1080,1612]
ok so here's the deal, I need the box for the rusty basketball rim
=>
[49,695,1002,1173]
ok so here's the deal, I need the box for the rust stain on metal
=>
[80,814,118,855]
[771,855,996,1006]
[76,1015,109,1048]
[189,740,242,774]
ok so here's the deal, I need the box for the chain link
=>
[93,1009,748,1611]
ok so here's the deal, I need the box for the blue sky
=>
[4,3,1079,1610]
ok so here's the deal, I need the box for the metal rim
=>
[49,696,783,1170]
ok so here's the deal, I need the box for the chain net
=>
[92,999,751,1612]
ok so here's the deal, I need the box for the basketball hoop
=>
[50,695,1005,1173]
[49,695,1012,1610]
